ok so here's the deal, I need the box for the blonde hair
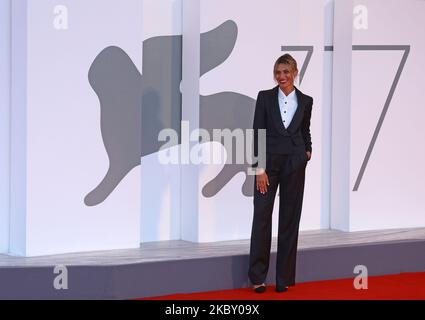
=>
[273,54,298,74]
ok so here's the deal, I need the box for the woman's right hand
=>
[256,171,270,194]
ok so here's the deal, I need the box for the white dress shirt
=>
[256,87,299,175]
[278,87,298,129]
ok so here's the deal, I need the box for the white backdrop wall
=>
[2,0,425,256]
[0,0,11,253]
[332,0,425,231]
[8,0,142,256]
[349,0,425,230]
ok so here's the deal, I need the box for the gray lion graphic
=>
[85,20,259,206]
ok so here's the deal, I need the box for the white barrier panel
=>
[180,0,327,242]
[332,0,425,231]
[140,0,182,243]
[9,0,142,256]
[0,0,11,253]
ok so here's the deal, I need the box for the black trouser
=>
[248,152,307,287]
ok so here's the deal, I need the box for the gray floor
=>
[1,227,425,299]
[1,227,424,267]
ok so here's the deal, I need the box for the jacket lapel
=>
[286,87,306,134]
[269,86,289,136]
[269,86,306,136]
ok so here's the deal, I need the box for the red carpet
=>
[145,272,425,300]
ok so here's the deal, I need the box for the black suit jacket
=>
[253,86,313,166]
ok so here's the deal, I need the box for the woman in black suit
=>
[248,54,313,293]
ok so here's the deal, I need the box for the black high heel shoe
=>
[253,283,266,293]
[275,285,288,293]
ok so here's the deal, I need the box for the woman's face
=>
[274,63,298,92]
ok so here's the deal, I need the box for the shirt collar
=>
[278,87,296,101]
